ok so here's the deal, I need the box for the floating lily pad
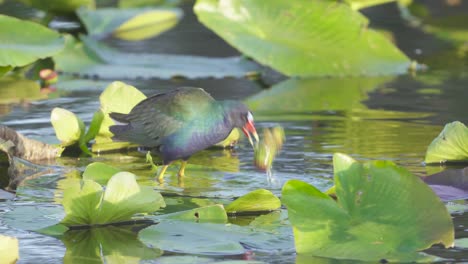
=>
[194,0,411,77]
[54,35,260,80]
[282,153,454,262]
[3,204,65,231]
[139,221,246,255]
[61,172,165,226]
[225,189,281,214]
[158,204,228,223]
[425,121,468,164]
[141,212,294,256]
[0,14,64,67]
[0,235,18,264]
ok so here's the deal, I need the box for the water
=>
[1,1,468,263]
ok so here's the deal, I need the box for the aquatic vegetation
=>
[282,153,454,262]
[425,121,468,164]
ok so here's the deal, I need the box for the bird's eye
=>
[246,111,254,122]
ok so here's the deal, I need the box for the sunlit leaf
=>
[18,0,94,14]
[94,81,146,147]
[282,153,454,262]
[61,179,103,226]
[425,121,468,164]
[194,0,411,77]
[82,162,121,185]
[114,9,183,41]
[51,107,85,147]
[61,172,164,226]
[214,128,240,148]
[0,235,19,264]
[62,226,162,263]
[0,14,64,67]
[225,189,281,214]
[97,172,165,224]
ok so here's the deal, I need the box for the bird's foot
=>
[157,165,169,183]
[178,160,187,178]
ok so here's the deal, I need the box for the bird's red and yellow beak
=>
[242,120,259,148]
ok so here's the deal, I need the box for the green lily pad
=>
[54,35,260,80]
[194,0,411,77]
[281,153,454,262]
[3,204,65,231]
[77,7,182,40]
[225,189,281,214]
[0,235,18,264]
[425,121,468,164]
[139,221,246,255]
[61,172,165,226]
[158,204,228,223]
[62,225,162,263]
[0,14,64,67]
[82,162,121,185]
[51,107,85,147]
[140,211,295,256]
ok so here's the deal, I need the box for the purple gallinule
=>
[109,87,259,180]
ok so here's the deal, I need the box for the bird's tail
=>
[109,112,129,124]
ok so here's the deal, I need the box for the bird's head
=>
[224,101,259,148]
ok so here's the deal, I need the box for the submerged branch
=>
[0,125,63,192]
[0,125,62,160]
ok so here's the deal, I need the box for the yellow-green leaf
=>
[225,189,281,214]
[114,9,182,41]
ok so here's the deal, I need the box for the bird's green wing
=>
[124,87,216,143]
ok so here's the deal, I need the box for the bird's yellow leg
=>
[178,160,188,177]
[157,165,169,182]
